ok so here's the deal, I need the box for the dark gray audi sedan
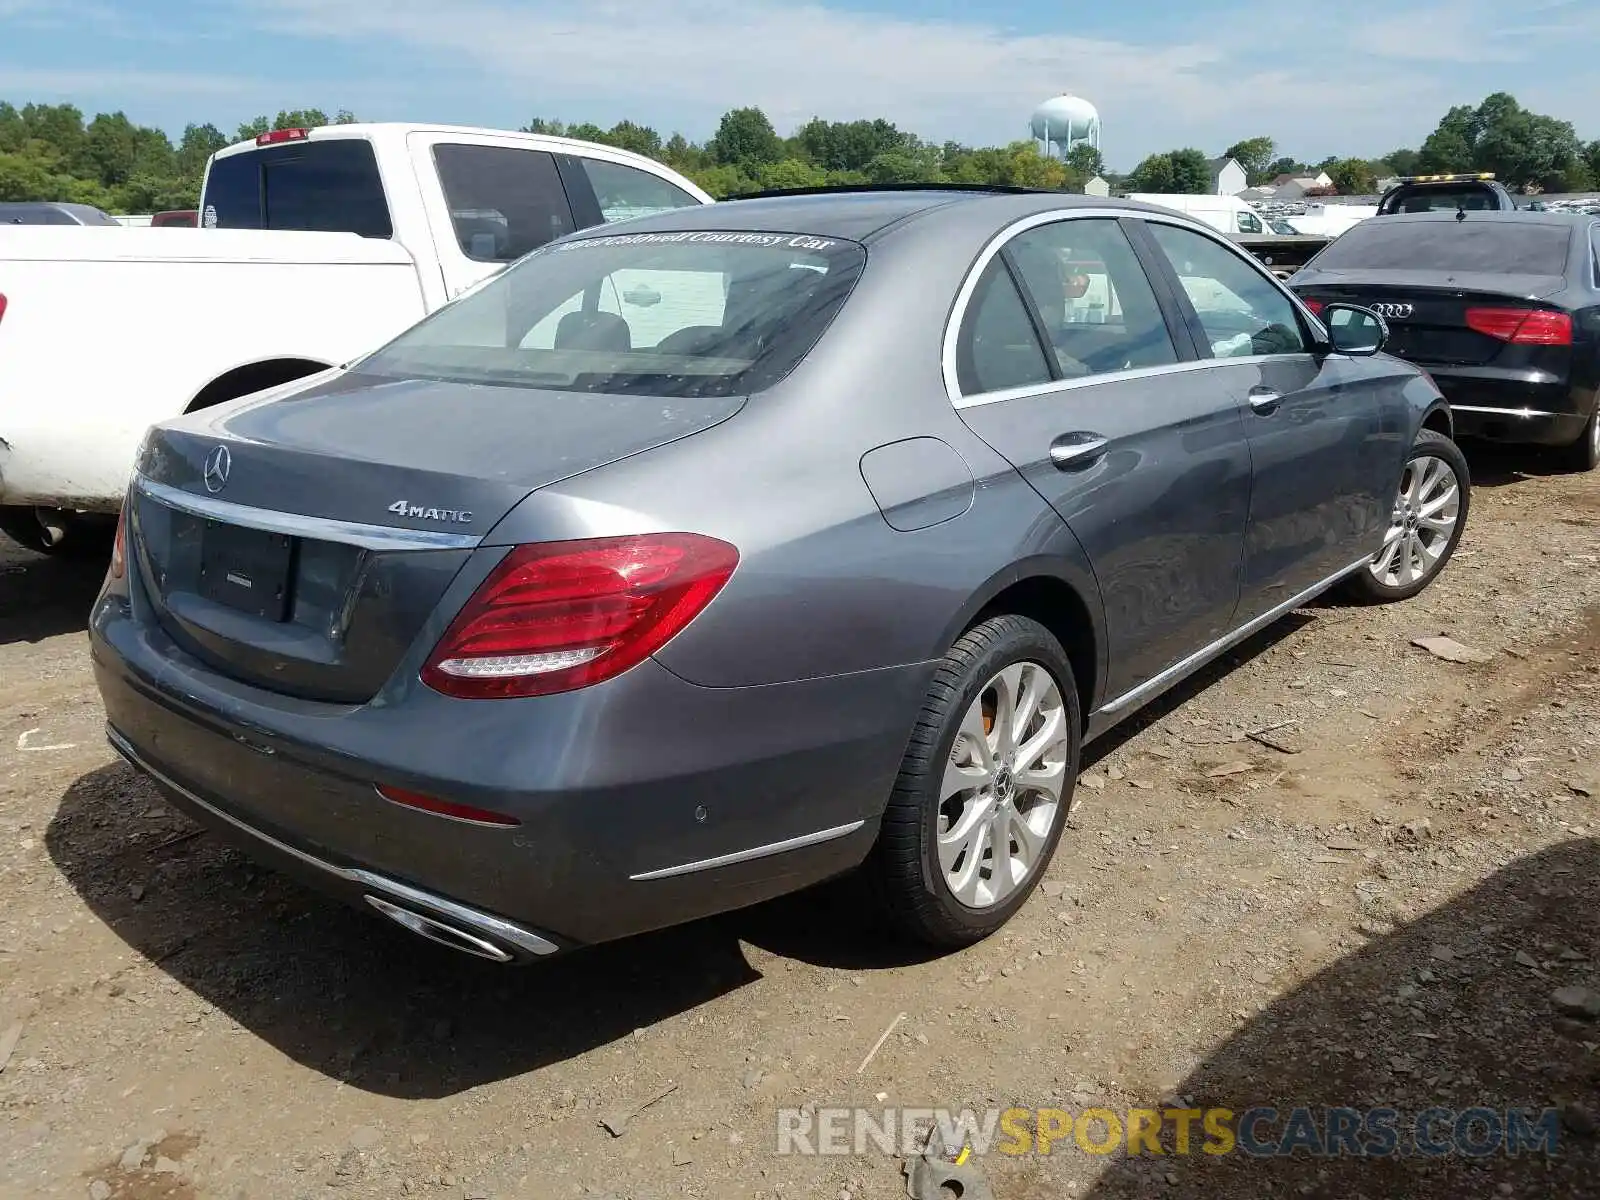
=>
[91,188,1469,963]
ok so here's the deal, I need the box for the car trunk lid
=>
[1295,271,1571,367]
[129,371,743,703]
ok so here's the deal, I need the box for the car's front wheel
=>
[1341,428,1470,604]
[870,615,1081,948]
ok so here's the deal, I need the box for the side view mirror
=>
[1321,302,1388,356]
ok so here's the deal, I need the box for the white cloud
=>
[0,66,257,98]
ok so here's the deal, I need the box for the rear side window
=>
[581,160,700,223]
[1387,185,1501,213]
[1314,220,1572,275]
[201,140,392,238]
[356,229,865,397]
[433,144,575,263]
[956,259,1055,395]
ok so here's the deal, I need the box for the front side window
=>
[1005,218,1178,377]
[1147,223,1309,358]
[581,160,701,223]
[356,229,865,397]
[1237,209,1263,234]
[433,144,575,262]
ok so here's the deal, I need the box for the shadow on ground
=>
[0,538,107,644]
[1458,439,1586,490]
[1072,838,1600,1199]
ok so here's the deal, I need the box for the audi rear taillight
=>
[0,293,8,324]
[1464,306,1572,345]
[421,533,739,699]
[1302,298,1324,316]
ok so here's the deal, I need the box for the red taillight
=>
[1302,297,1324,316]
[110,508,127,579]
[0,293,8,324]
[421,533,739,699]
[255,127,310,146]
[375,784,520,827]
[1464,306,1572,345]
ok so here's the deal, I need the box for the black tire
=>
[1561,404,1600,473]
[0,505,115,559]
[1339,428,1470,605]
[869,615,1082,949]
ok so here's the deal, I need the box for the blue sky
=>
[1,0,1595,169]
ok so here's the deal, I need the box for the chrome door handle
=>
[1248,389,1282,415]
[1049,433,1109,470]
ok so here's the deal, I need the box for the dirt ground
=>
[2,446,1598,1200]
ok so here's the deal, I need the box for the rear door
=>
[1137,218,1393,619]
[949,213,1254,704]
[408,133,582,302]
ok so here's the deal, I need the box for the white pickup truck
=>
[0,123,711,553]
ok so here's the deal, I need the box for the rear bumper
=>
[0,419,147,510]
[90,590,929,955]
[1424,368,1593,447]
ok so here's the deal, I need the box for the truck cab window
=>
[433,144,576,263]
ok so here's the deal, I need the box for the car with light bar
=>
[91,187,1467,964]
[0,122,710,556]
[1291,210,1600,470]
[1375,173,1518,216]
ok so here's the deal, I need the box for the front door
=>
[949,215,1254,704]
[1137,220,1389,620]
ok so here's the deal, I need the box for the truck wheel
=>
[1562,405,1600,473]
[0,505,115,559]
[1340,429,1470,605]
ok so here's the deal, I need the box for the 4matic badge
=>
[387,500,474,524]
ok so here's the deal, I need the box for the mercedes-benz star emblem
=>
[203,445,232,493]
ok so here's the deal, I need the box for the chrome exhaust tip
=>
[364,895,516,962]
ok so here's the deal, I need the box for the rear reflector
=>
[1464,307,1572,345]
[110,507,127,579]
[0,293,7,324]
[255,127,310,146]
[421,533,739,699]
[375,784,520,827]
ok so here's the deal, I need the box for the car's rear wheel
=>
[870,615,1081,948]
[1562,403,1600,473]
[1340,428,1469,604]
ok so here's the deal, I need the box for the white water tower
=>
[1030,94,1100,160]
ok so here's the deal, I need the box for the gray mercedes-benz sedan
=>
[90,188,1469,963]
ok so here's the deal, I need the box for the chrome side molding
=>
[629,820,867,881]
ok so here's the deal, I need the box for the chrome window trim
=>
[942,206,1328,408]
[133,474,483,551]
[1449,404,1565,420]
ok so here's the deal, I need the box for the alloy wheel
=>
[937,661,1069,909]
[1369,453,1461,588]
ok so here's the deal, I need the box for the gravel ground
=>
[1,444,1597,1200]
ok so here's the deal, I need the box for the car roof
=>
[577,188,1182,244]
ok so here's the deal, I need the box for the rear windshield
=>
[354,230,866,397]
[1311,220,1572,275]
[1383,185,1504,214]
[200,139,392,238]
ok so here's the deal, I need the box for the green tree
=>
[1126,152,1176,192]
[521,117,566,135]
[1168,148,1212,194]
[755,157,827,191]
[1417,104,1476,173]
[1326,158,1379,194]
[1382,148,1421,176]
[1063,143,1104,179]
[1264,156,1303,179]
[707,107,782,167]
[604,120,661,158]
[1223,136,1275,184]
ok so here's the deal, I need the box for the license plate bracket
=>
[197,521,295,621]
